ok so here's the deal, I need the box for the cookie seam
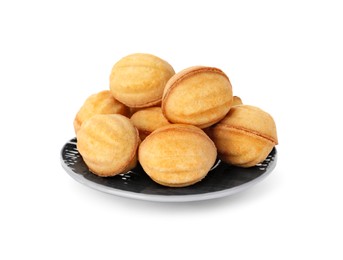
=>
[217,124,278,144]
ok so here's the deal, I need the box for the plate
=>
[61,138,277,202]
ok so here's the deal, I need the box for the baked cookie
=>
[73,90,129,134]
[110,53,175,108]
[77,114,140,177]
[138,124,217,187]
[232,96,243,106]
[162,66,233,128]
[130,107,170,140]
[209,105,278,167]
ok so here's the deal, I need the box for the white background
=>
[1,0,342,259]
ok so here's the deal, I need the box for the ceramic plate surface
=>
[61,138,277,202]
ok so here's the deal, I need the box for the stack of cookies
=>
[74,53,278,187]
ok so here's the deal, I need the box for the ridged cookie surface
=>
[162,66,233,128]
[138,124,217,187]
[209,105,278,167]
[77,114,139,176]
[74,90,129,134]
[110,53,175,108]
[130,107,170,140]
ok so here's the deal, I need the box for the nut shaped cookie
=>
[130,107,170,141]
[77,114,140,177]
[209,105,278,167]
[110,53,175,108]
[162,66,233,128]
[73,90,129,134]
[139,124,217,187]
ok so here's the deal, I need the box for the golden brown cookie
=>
[129,107,143,117]
[109,53,175,108]
[232,96,243,106]
[73,90,129,134]
[77,114,140,177]
[209,105,278,167]
[162,66,233,128]
[138,124,217,187]
[130,107,170,140]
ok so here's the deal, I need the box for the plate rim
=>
[61,139,277,202]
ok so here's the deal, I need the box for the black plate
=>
[61,138,277,202]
